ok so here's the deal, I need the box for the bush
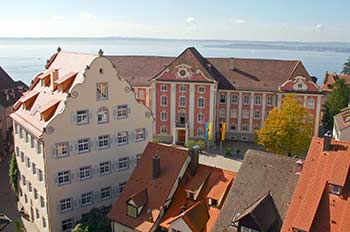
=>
[9,152,18,193]
[73,206,111,232]
[224,146,233,156]
[185,139,205,151]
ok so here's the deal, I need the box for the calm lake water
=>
[1,38,350,85]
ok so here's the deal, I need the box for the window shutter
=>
[74,141,79,154]
[90,139,94,151]
[73,199,78,209]
[93,192,100,201]
[51,145,56,158]
[69,143,74,154]
[128,106,131,114]
[129,130,134,143]
[88,110,93,123]
[113,106,117,119]
[72,112,77,124]
[114,134,119,145]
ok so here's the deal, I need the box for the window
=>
[118,157,129,170]
[198,86,205,93]
[160,125,167,135]
[25,131,29,143]
[19,127,23,138]
[38,169,43,182]
[197,113,204,123]
[20,152,24,162]
[160,111,167,121]
[101,186,112,200]
[60,198,72,212]
[267,95,274,106]
[231,123,236,131]
[62,218,74,232]
[242,124,248,132]
[100,161,111,175]
[26,157,30,168]
[219,93,226,104]
[117,131,128,145]
[37,141,42,154]
[24,194,28,204]
[58,170,70,185]
[136,154,142,164]
[198,97,205,108]
[119,182,127,193]
[242,109,249,119]
[240,226,260,232]
[36,208,39,219]
[98,135,110,149]
[116,105,128,119]
[15,123,18,134]
[30,135,34,148]
[81,192,93,206]
[307,98,315,109]
[80,166,91,180]
[42,217,47,228]
[78,138,90,153]
[56,142,69,157]
[255,95,261,105]
[219,108,226,118]
[34,188,38,199]
[254,110,260,119]
[160,95,167,106]
[179,96,186,107]
[22,175,26,186]
[135,128,145,142]
[97,107,109,124]
[28,181,32,192]
[197,128,204,137]
[160,84,168,92]
[230,109,237,118]
[16,147,19,157]
[138,89,145,100]
[243,95,250,105]
[127,204,138,218]
[76,110,89,125]
[40,196,45,208]
[330,185,342,195]
[179,85,186,92]
[254,124,260,131]
[231,94,238,104]
[97,82,108,100]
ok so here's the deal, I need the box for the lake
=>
[1,37,350,85]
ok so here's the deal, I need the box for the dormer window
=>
[127,189,147,218]
[330,184,342,195]
[127,204,139,218]
[292,228,307,232]
[209,198,218,207]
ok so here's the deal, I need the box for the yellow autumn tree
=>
[256,95,313,156]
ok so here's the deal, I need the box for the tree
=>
[9,152,18,193]
[256,95,313,156]
[341,57,350,75]
[73,207,111,232]
[322,78,350,130]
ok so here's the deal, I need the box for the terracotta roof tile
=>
[322,72,350,92]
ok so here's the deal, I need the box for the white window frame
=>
[98,135,110,150]
[118,157,129,171]
[62,218,74,232]
[198,86,205,93]
[219,108,226,118]
[57,170,70,186]
[101,186,112,200]
[179,84,186,93]
[60,198,72,212]
[254,110,260,119]
[117,131,128,145]
[160,84,168,92]
[97,107,109,124]
[160,111,167,122]
[231,123,236,132]
[76,110,89,125]
[160,125,167,135]
[243,95,250,105]
[254,124,260,131]
[160,95,167,106]
[78,138,90,153]
[100,161,111,175]
[242,109,250,119]
[230,109,238,118]
[197,127,204,137]
[81,192,93,206]
[219,93,226,104]
[267,95,274,106]
[231,94,238,104]
[116,105,128,119]
[197,113,204,123]
[242,124,249,132]
[307,98,315,109]
[96,82,108,100]
[80,166,91,181]
[179,96,186,107]
[198,97,205,109]
[135,128,145,142]
[255,95,261,105]
[56,142,69,158]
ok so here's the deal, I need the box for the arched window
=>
[97,107,109,124]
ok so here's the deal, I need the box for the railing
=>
[174,121,189,128]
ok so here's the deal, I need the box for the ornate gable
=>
[279,76,320,93]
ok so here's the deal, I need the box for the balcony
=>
[174,121,189,128]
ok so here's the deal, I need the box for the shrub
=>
[224,146,233,156]
[185,139,205,151]
[9,152,18,193]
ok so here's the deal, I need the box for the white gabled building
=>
[11,49,153,232]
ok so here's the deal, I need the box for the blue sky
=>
[1,0,350,41]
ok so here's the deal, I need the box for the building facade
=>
[11,50,153,232]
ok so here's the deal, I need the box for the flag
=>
[221,121,226,141]
[205,122,212,140]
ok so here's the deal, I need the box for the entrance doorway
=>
[178,130,186,145]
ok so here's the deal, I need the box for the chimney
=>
[190,145,200,176]
[57,47,62,53]
[50,69,59,91]
[98,49,104,57]
[324,131,332,151]
[295,159,304,175]
[152,155,160,179]
[207,63,212,73]
[229,57,235,71]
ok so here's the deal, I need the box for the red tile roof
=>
[334,107,350,131]
[107,142,190,232]
[282,138,350,232]
[322,72,350,92]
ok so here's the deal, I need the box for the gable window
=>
[56,142,69,157]
[198,97,205,108]
[179,85,186,92]
[267,96,274,106]
[98,135,110,149]
[254,110,260,119]
[60,198,72,212]
[231,94,238,104]
[81,192,93,206]
[179,96,186,107]
[96,82,108,100]
[62,218,73,232]
[118,157,129,171]
[160,95,167,106]
[78,138,90,153]
[242,109,250,119]
[307,98,315,109]
[80,166,91,180]
[197,113,204,123]
[243,95,250,105]
[330,184,342,195]
[160,125,167,135]
[198,86,205,93]
[219,93,226,104]
[97,107,109,124]
[219,108,226,118]
[76,110,89,125]
[117,131,128,145]
[160,111,167,121]
[135,128,145,142]
[160,84,168,92]
[231,109,238,118]
[101,186,112,200]
[100,161,111,175]
[255,95,261,105]
[116,105,128,119]
[58,170,71,185]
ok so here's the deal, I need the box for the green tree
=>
[9,152,18,193]
[322,79,350,130]
[341,57,350,75]
[184,139,205,151]
[256,95,313,156]
[73,207,111,232]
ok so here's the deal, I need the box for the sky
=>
[0,0,350,42]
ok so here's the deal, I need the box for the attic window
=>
[127,205,138,218]
[187,192,194,201]
[330,184,342,195]
[209,198,218,207]
[179,69,186,77]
